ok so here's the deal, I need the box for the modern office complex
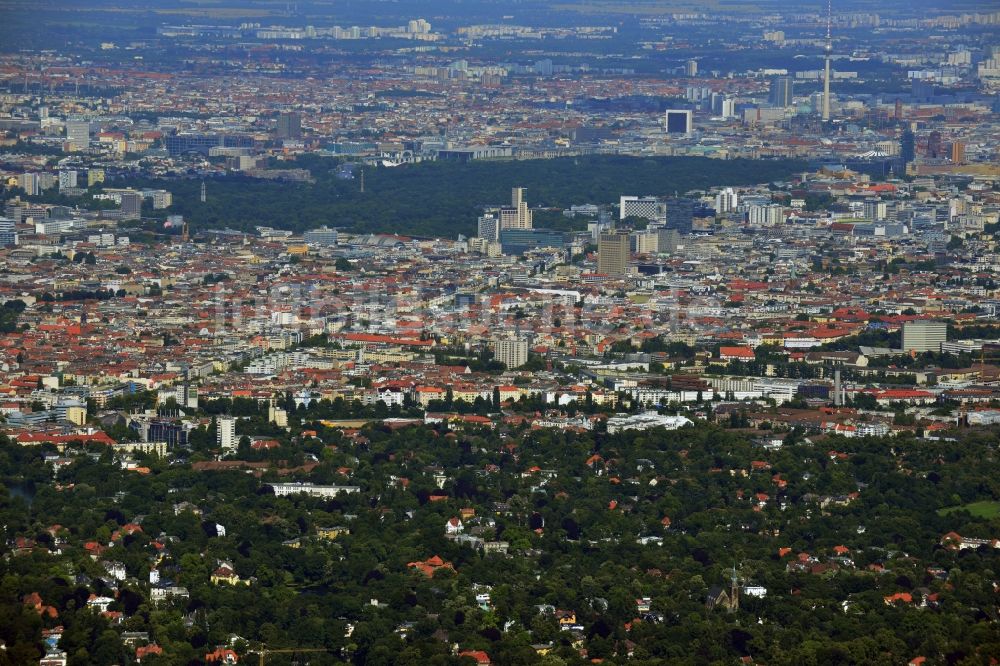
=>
[598,231,630,276]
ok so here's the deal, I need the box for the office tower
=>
[911,79,934,102]
[769,77,794,107]
[664,110,693,134]
[900,128,915,164]
[217,416,237,451]
[598,231,630,276]
[619,196,659,221]
[303,226,338,245]
[927,131,943,158]
[477,212,500,241]
[0,218,17,247]
[512,187,531,228]
[656,228,681,253]
[58,170,77,190]
[685,59,698,77]
[822,0,833,121]
[492,338,528,369]
[709,92,724,114]
[500,187,532,230]
[951,141,965,163]
[902,320,947,353]
[276,111,302,139]
[87,169,105,187]
[65,120,90,150]
[664,198,695,233]
[715,187,738,214]
[631,229,658,254]
[120,192,143,220]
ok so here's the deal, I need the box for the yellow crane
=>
[249,647,332,666]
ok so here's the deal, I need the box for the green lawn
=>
[938,500,1000,519]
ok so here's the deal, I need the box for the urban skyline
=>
[1,1,999,665]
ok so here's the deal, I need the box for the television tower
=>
[822,0,833,122]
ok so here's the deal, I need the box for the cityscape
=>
[1,0,1000,664]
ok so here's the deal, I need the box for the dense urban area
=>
[1,0,1000,664]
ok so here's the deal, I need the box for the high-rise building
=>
[664,110,693,134]
[499,187,532,230]
[685,59,698,77]
[65,120,90,150]
[58,170,78,190]
[631,229,659,254]
[902,320,947,353]
[768,77,794,107]
[863,200,887,221]
[87,169,105,187]
[748,204,785,226]
[664,198,695,234]
[0,218,17,247]
[900,129,915,164]
[276,111,302,139]
[477,212,500,241]
[951,141,965,164]
[17,173,39,197]
[619,196,660,222]
[217,416,237,451]
[598,231,630,276]
[492,338,528,369]
[120,192,143,220]
[715,187,738,214]
[911,79,934,102]
[656,228,681,253]
[927,131,943,158]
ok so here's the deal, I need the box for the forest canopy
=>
[125,155,806,238]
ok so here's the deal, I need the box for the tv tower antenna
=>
[822,0,833,122]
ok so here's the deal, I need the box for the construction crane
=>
[248,647,332,666]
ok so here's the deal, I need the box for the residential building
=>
[492,338,528,369]
[217,416,237,451]
[58,170,78,190]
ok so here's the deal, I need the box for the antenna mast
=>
[822,0,833,122]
